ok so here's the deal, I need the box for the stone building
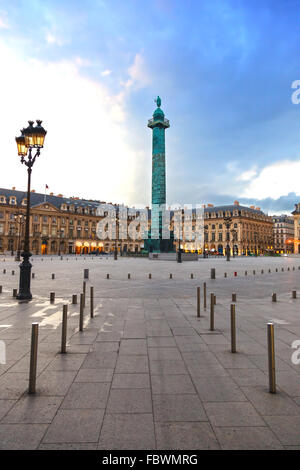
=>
[292,203,300,254]
[272,214,294,254]
[174,201,273,256]
[0,188,143,255]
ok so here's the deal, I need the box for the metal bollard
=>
[61,305,68,354]
[0,286,2,294]
[232,293,236,302]
[79,293,84,332]
[90,286,94,318]
[83,281,86,308]
[276,268,278,272]
[282,268,284,272]
[203,282,207,310]
[288,267,290,271]
[293,267,295,271]
[52,273,55,280]
[72,294,77,305]
[191,273,194,279]
[50,292,55,304]
[197,287,200,318]
[128,273,131,279]
[234,272,237,277]
[268,269,271,273]
[224,272,227,278]
[13,288,17,298]
[272,293,276,302]
[210,293,214,331]
[32,273,35,279]
[253,270,255,275]
[170,273,172,279]
[12,270,14,276]
[267,322,276,393]
[261,269,264,274]
[149,273,152,279]
[28,323,39,394]
[292,290,297,299]
[107,274,109,279]
[245,271,247,276]
[84,269,89,279]
[230,304,236,353]
[3,269,6,274]
[211,268,216,279]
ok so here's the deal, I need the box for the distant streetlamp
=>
[224,216,232,261]
[15,120,47,300]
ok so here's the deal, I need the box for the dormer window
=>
[0,196,6,204]
[22,198,27,206]
[61,204,67,211]
[9,197,16,205]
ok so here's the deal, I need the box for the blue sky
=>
[1,0,300,214]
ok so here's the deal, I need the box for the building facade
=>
[292,203,300,254]
[173,201,273,256]
[272,215,294,254]
[0,188,143,255]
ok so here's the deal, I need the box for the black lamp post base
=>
[17,252,32,301]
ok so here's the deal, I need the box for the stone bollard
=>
[28,323,39,394]
[230,304,236,353]
[61,305,68,354]
[267,322,276,394]
[232,293,236,302]
[107,274,110,279]
[170,273,172,279]
[90,286,94,318]
[79,293,84,332]
[292,290,297,299]
[210,293,214,331]
[203,282,207,310]
[52,273,55,280]
[72,294,77,305]
[272,293,276,302]
[50,292,55,304]
[210,268,216,280]
[13,288,17,298]
[84,269,89,279]
[197,287,200,318]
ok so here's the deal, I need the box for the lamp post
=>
[224,216,232,261]
[254,232,258,257]
[15,120,47,300]
[14,212,25,261]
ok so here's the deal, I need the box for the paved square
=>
[1,254,300,449]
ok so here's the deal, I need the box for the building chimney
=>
[250,205,255,209]
[256,207,260,211]
[50,192,54,196]
[12,187,16,190]
[31,189,35,193]
[207,204,214,208]
[234,200,239,205]
[57,194,63,197]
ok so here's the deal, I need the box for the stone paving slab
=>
[1,255,300,449]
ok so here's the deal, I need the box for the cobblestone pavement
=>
[0,254,300,450]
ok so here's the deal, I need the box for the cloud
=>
[124,53,152,89]
[45,32,64,46]
[0,39,140,204]
[236,166,257,182]
[241,160,300,199]
[101,69,112,77]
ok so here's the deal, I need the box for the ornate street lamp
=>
[14,212,25,261]
[15,120,47,300]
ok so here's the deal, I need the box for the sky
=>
[0,0,300,214]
